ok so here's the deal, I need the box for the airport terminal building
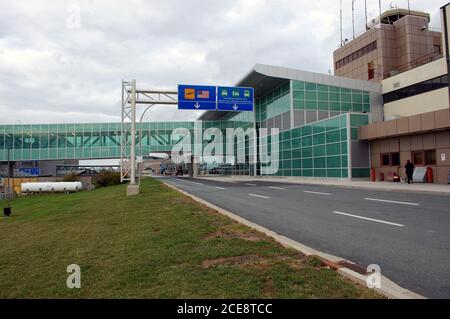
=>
[0,64,380,180]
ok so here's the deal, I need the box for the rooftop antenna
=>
[407,0,411,15]
[379,0,382,25]
[340,0,343,46]
[365,0,369,30]
[352,0,356,39]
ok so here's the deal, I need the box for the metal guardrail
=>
[383,53,443,79]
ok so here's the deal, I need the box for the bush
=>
[63,172,80,182]
[92,171,122,188]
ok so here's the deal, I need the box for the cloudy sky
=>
[0,0,448,125]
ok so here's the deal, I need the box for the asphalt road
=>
[156,176,450,299]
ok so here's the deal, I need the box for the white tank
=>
[21,182,83,193]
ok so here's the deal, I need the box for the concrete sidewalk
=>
[196,175,450,195]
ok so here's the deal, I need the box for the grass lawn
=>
[0,178,381,298]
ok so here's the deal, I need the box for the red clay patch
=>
[201,255,266,269]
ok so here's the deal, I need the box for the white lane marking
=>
[177,179,203,186]
[364,198,419,206]
[303,190,331,196]
[332,211,405,227]
[245,183,257,186]
[249,194,270,199]
[215,186,226,190]
[269,186,286,190]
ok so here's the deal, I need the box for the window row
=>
[335,41,377,70]
[381,150,436,166]
[383,75,449,104]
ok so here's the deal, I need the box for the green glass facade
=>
[259,113,369,178]
[0,78,373,179]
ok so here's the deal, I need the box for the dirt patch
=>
[201,255,267,269]
[205,230,265,242]
[204,223,266,242]
[262,278,276,298]
[271,254,308,270]
[173,197,194,205]
[286,257,308,270]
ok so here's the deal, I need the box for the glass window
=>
[425,150,436,165]
[305,91,317,100]
[313,145,326,156]
[383,75,448,104]
[292,81,305,90]
[293,91,305,100]
[305,83,317,90]
[327,156,341,168]
[412,151,424,165]
[318,111,329,120]
[294,99,305,109]
[391,152,400,166]
[305,111,317,123]
[381,154,390,166]
[317,92,328,101]
[313,133,326,145]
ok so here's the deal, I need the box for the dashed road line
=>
[269,186,286,190]
[248,194,270,199]
[332,211,405,227]
[303,190,331,196]
[364,198,419,206]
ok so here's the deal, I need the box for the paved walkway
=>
[196,175,450,195]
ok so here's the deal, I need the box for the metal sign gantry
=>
[121,80,177,195]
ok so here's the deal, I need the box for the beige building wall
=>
[384,87,449,118]
[359,109,450,184]
[334,12,442,82]
[334,27,382,82]
[369,131,450,184]
[382,58,447,94]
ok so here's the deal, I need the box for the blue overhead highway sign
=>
[178,84,217,110]
[217,86,254,111]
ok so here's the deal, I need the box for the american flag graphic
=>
[197,90,210,99]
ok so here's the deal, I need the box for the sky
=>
[0,0,448,125]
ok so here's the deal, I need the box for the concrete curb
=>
[198,176,450,196]
[162,180,426,299]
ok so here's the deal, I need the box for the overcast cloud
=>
[0,0,447,124]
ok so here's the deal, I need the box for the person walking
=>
[405,160,415,184]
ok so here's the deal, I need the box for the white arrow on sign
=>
[194,102,200,109]
[232,104,238,110]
